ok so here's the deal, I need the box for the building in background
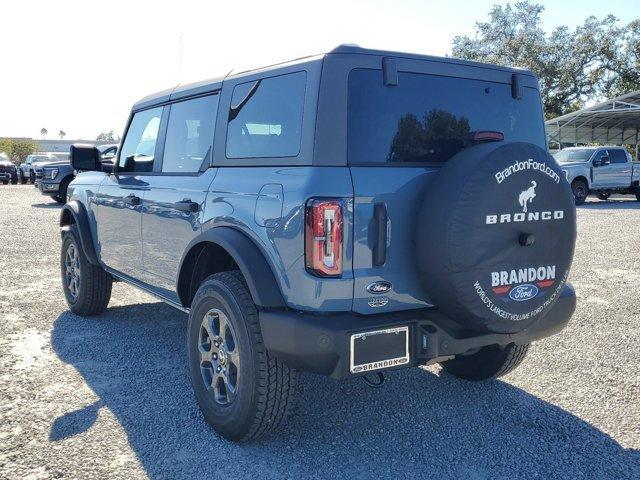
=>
[546,91,640,159]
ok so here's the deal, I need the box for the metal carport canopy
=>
[545,90,640,147]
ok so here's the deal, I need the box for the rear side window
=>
[226,71,306,159]
[119,107,163,172]
[162,94,219,173]
[609,149,628,163]
[348,69,546,165]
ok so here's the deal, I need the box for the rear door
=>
[608,149,632,186]
[346,64,547,314]
[140,93,220,300]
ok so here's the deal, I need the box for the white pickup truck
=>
[555,146,640,205]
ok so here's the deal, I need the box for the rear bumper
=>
[260,283,576,380]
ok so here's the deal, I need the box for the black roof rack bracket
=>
[382,57,398,87]
[512,73,523,100]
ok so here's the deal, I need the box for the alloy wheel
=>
[198,308,240,405]
[64,243,81,299]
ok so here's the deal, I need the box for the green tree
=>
[96,130,117,142]
[40,127,48,138]
[452,2,640,118]
[59,130,66,140]
[0,138,39,166]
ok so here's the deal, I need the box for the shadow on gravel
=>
[51,303,640,479]
[580,200,640,210]
[31,202,62,209]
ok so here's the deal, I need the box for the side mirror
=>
[70,144,101,171]
[101,161,114,174]
[593,158,601,167]
[601,156,610,166]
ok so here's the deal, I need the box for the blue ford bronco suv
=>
[60,46,577,441]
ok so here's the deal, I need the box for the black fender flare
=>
[178,227,286,308]
[59,201,99,265]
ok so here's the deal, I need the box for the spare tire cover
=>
[416,142,576,334]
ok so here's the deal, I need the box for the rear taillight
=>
[305,199,343,277]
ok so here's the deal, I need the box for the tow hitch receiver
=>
[349,326,410,374]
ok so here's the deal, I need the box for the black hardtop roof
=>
[132,45,535,111]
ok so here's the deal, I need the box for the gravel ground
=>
[0,185,639,480]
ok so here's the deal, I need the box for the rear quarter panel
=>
[203,167,354,311]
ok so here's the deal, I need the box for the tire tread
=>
[191,271,295,441]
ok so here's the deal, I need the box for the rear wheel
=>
[571,179,588,205]
[597,192,610,201]
[61,229,112,315]
[18,171,27,184]
[187,271,296,442]
[440,343,530,381]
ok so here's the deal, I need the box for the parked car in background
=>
[37,145,118,203]
[18,153,58,184]
[60,46,577,442]
[555,146,640,205]
[36,160,74,203]
[0,156,18,184]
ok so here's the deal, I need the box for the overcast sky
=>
[1,0,637,140]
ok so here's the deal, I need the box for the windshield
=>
[347,69,546,164]
[553,149,593,163]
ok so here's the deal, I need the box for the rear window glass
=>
[609,149,628,163]
[226,71,306,159]
[347,69,546,165]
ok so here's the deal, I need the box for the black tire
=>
[636,192,640,202]
[441,343,530,381]
[29,174,35,184]
[10,175,17,185]
[596,193,610,201]
[571,179,588,205]
[57,177,71,203]
[61,229,112,316]
[1,180,7,185]
[18,171,27,184]
[187,271,296,442]
[415,142,576,334]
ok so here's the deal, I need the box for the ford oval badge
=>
[366,281,392,295]
[508,284,539,302]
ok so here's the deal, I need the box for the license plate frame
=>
[349,326,410,374]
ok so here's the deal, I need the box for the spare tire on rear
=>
[415,142,576,334]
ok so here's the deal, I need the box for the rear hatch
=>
[345,61,547,314]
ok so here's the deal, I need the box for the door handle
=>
[123,194,141,206]
[372,203,388,267]
[174,200,199,213]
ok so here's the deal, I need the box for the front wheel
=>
[597,192,610,201]
[57,177,71,203]
[61,229,112,315]
[571,179,588,205]
[187,271,296,442]
[440,343,529,381]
